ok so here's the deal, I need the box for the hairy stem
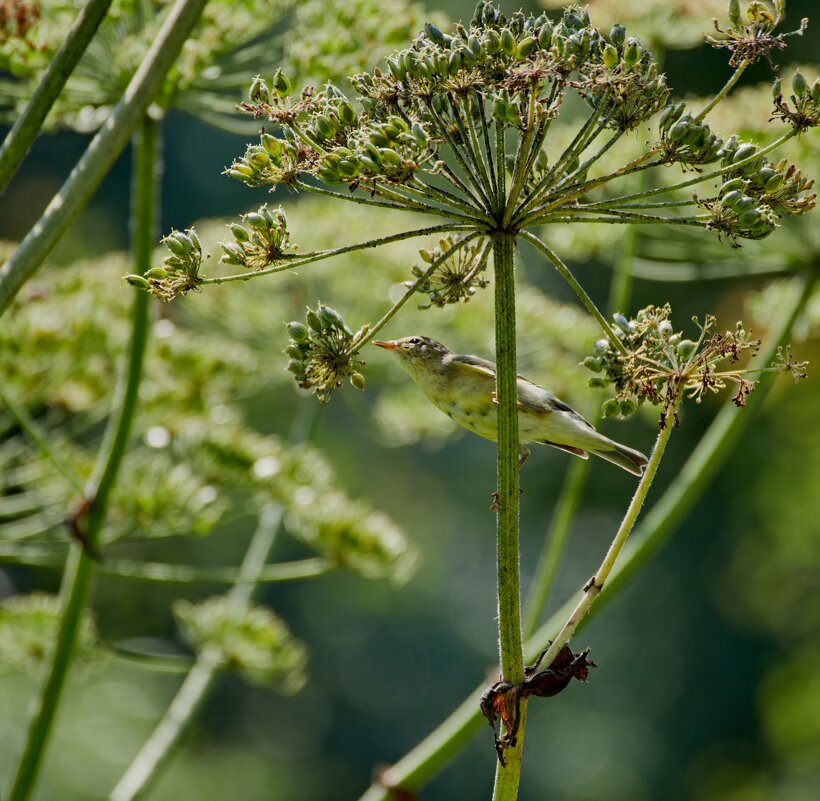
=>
[7,116,157,801]
[491,233,525,800]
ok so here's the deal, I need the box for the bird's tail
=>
[591,440,649,476]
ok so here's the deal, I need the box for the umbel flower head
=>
[139,1,815,403]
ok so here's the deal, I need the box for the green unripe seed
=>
[286,321,309,343]
[792,72,808,99]
[677,339,696,360]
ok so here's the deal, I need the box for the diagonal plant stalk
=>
[0,0,208,317]
[357,272,811,801]
[0,0,114,194]
[6,115,158,801]
[108,503,285,801]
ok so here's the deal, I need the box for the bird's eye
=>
[409,337,421,345]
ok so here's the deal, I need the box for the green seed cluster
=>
[285,306,365,403]
[701,136,816,244]
[125,228,204,301]
[406,235,489,309]
[222,204,292,270]
[584,305,764,420]
[582,26,669,132]
[659,103,723,166]
[772,70,820,132]
[706,0,808,68]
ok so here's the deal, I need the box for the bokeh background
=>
[1,1,820,800]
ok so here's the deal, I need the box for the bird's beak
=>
[372,340,398,351]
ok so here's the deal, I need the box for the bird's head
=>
[373,336,452,379]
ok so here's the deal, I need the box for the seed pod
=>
[602,43,618,69]
[260,133,282,158]
[720,189,745,209]
[338,101,357,125]
[592,338,610,356]
[380,148,402,166]
[468,34,482,56]
[583,356,603,372]
[732,143,757,164]
[771,77,781,99]
[245,212,267,230]
[221,242,244,262]
[623,37,641,66]
[314,116,335,140]
[516,36,537,59]
[164,234,189,257]
[676,339,696,361]
[287,359,304,375]
[588,377,608,388]
[230,224,250,242]
[125,274,150,289]
[286,321,309,343]
[249,77,269,103]
[812,80,820,105]
[619,399,637,417]
[484,29,502,53]
[792,71,808,99]
[728,0,741,27]
[763,173,783,193]
[350,372,366,391]
[285,344,303,359]
[424,22,447,47]
[272,69,290,97]
[501,29,517,56]
[720,178,745,195]
[658,102,685,133]
[667,119,692,143]
[602,398,621,417]
[613,313,631,333]
[610,23,626,47]
[318,305,345,329]
[306,310,323,332]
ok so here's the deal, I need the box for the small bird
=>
[373,336,648,476]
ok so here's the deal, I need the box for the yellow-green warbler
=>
[374,336,648,476]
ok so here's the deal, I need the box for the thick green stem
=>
[0,0,208,316]
[6,117,157,801]
[491,233,525,800]
[0,0,113,194]
[108,505,283,801]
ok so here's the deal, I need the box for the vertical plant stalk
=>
[108,504,284,801]
[491,233,526,801]
[6,116,157,801]
[0,0,209,317]
[0,0,114,194]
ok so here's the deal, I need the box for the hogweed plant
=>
[129,1,818,795]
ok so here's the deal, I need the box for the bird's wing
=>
[449,354,497,379]
[452,355,596,430]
